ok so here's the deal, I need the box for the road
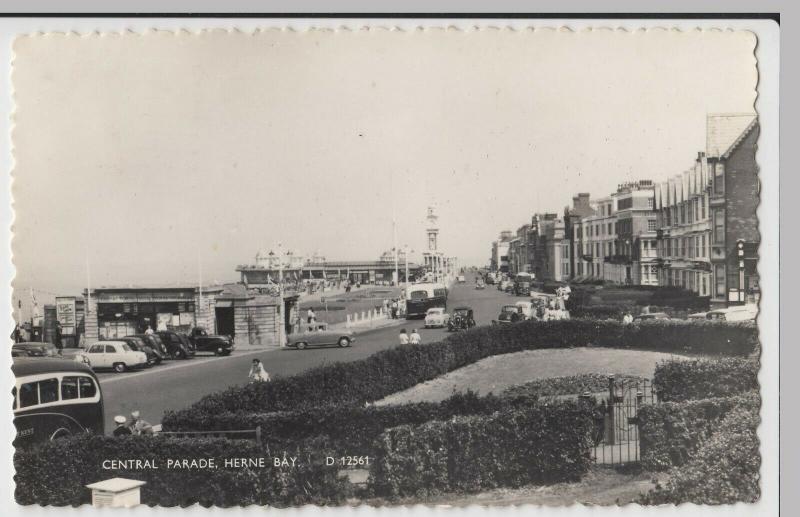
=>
[98,280,520,431]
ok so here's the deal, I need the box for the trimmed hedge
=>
[367,401,595,497]
[14,434,347,507]
[175,320,757,416]
[641,406,761,504]
[638,391,760,471]
[164,391,512,458]
[653,357,760,402]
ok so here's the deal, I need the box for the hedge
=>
[14,434,347,507]
[638,391,760,471]
[163,391,512,458]
[501,373,645,399]
[641,405,761,504]
[367,401,595,497]
[176,320,757,416]
[653,357,760,402]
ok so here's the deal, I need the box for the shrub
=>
[14,434,347,507]
[163,391,514,458]
[641,405,760,504]
[367,401,595,497]
[638,392,760,471]
[653,357,759,402]
[175,319,757,416]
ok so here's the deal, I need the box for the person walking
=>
[249,358,271,383]
[398,328,409,345]
[129,410,153,435]
[409,329,421,345]
[113,416,132,437]
[391,299,398,319]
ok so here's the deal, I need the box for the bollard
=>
[86,478,146,508]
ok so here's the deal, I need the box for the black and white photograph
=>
[2,15,780,512]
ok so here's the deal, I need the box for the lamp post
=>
[276,243,286,346]
[403,245,414,288]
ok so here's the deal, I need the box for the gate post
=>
[605,375,616,445]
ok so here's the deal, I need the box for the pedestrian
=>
[129,410,153,435]
[399,328,409,345]
[622,312,634,325]
[409,329,421,345]
[145,325,154,335]
[391,299,398,319]
[249,358,271,383]
[307,308,316,324]
[54,323,63,352]
[113,415,132,437]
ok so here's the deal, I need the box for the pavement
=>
[97,280,524,432]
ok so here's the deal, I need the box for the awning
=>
[215,300,233,308]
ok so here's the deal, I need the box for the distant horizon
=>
[11,29,757,301]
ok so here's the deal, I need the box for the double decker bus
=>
[12,358,104,447]
[405,282,448,319]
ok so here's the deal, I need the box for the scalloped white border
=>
[0,17,780,517]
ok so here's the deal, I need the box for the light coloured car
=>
[286,323,355,350]
[706,305,758,322]
[424,307,450,328]
[515,301,535,319]
[84,341,149,373]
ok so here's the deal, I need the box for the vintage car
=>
[117,336,163,365]
[134,333,170,358]
[188,327,234,356]
[424,307,450,328]
[457,275,466,283]
[493,304,524,325]
[12,342,58,358]
[286,323,355,350]
[156,331,196,359]
[84,341,148,373]
[475,279,486,290]
[515,301,535,319]
[633,312,671,322]
[448,306,476,331]
[705,305,758,322]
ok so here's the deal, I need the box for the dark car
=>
[157,331,195,359]
[493,305,522,325]
[133,333,170,358]
[117,336,162,365]
[448,306,476,332]
[12,342,58,358]
[187,327,234,356]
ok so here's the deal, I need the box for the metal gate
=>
[591,376,658,465]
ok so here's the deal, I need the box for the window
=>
[79,377,97,398]
[61,376,80,400]
[410,290,429,300]
[714,162,725,195]
[695,199,700,222]
[19,382,38,408]
[39,378,59,404]
[648,198,654,209]
[701,196,707,219]
[88,344,103,353]
[715,264,726,296]
[701,234,707,257]
[713,209,725,244]
[105,345,116,353]
[648,219,656,231]
[608,223,613,235]
[702,274,708,296]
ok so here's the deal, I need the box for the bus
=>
[405,282,448,319]
[12,358,104,447]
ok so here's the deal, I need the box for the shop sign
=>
[55,297,76,327]
[95,290,195,303]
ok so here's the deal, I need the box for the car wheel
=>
[296,342,307,350]
[338,337,351,348]
[113,362,127,373]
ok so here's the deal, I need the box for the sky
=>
[11,28,757,303]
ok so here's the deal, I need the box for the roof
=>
[706,113,757,159]
[11,357,95,377]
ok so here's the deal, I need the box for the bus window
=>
[61,376,80,400]
[410,290,428,300]
[79,377,97,399]
[19,382,38,408]
[39,379,59,404]
[434,289,447,298]
[11,387,16,410]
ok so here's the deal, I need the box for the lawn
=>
[375,347,691,406]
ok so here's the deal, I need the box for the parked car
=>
[448,306,476,331]
[117,336,162,365]
[494,304,523,325]
[475,279,486,290]
[156,331,196,359]
[706,305,758,322]
[457,275,466,283]
[424,307,450,328]
[84,341,148,373]
[286,323,355,350]
[687,312,708,321]
[187,327,234,356]
[515,301,535,319]
[633,312,671,322]
[134,333,170,358]
[12,342,58,358]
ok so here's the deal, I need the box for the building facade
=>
[610,181,658,286]
[491,231,512,273]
